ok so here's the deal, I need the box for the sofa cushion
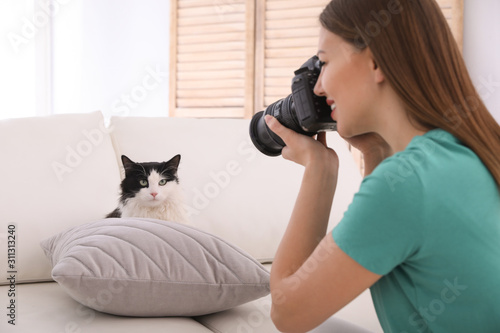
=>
[109,117,362,262]
[0,283,214,333]
[196,265,382,332]
[0,111,120,285]
[196,294,374,333]
[40,218,270,317]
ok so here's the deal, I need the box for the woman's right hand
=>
[265,115,339,170]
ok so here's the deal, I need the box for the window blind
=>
[254,0,329,112]
[170,0,464,119]
[169,0,255,118]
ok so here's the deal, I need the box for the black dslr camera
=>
[249,55,337,156]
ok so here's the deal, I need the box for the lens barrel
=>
[249,111,285,156]
[249,95,315,157]
[249,55,335,157]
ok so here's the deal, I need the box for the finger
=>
[265,115,295,142]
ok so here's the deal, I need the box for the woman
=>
[266,0,500,332]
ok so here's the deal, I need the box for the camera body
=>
[290,56,337,133]
[249,55,337,156]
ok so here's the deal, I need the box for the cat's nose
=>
[151,192,158,198]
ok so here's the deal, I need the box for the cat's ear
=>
[121,155,136,171]
[164,154,181,171]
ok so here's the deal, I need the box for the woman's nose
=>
[314,73,325,97]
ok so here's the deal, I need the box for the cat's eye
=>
[159,179,167,186]
[139,179,148,187]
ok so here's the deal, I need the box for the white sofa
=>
[0,111,382,332]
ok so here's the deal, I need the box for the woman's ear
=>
[372,59,385,84]
[365,48,385,84]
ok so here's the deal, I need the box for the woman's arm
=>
[271,235,382,333]
[264,115,339,278]
[270,156,338,285]
[265,116,382,332]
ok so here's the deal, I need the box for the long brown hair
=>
[320,0,500,187]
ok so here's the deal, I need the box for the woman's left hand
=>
[265,115,338,168]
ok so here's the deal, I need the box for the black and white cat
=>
[106,155,189,223]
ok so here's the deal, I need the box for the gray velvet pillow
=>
[40,218,270,317]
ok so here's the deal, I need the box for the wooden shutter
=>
[170,0,464,119]
[169,0,255,118]
[436,0,464,51]
[254,0,330,113]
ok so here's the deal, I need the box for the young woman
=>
[266,0,500,332]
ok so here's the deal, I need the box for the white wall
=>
[52,0,170,119]
[0,2,36,119]
[463,0,500,124]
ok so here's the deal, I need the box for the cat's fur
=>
[106,155,189,223]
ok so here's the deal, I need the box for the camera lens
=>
[249,55,336,157]
[249,95,314,157]
[249,110,283,156]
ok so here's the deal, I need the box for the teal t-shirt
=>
[332,129,500,333]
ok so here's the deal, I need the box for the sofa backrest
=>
[109,116,362,263]
[0,112,362,285]
[0,112,120,284]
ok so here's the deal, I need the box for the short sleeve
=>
[332,157,424,275]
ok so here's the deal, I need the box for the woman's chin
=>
[336,123,352,138]
[336,121,371,139]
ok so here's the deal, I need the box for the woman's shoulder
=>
[367,128,495,196]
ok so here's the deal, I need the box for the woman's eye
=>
[139,180,148,187]
[159,179,167,186]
